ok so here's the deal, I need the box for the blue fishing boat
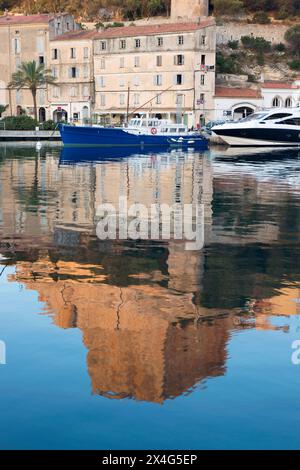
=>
[59,117,208,150]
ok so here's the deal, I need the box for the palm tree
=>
[8,61,57,121]
[0,104,8,117]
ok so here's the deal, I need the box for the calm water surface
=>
[0,144,299,449]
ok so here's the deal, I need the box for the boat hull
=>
[59,124,209,150]
[212,126,300,147]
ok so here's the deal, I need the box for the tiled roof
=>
[215,87,261,98]
[53,19,215,41]
[261,82,297,89]
[0,14,52,25]
[51,29,98,41]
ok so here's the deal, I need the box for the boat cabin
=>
[128,118,188,135]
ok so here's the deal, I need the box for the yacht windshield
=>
[239,113,268,122]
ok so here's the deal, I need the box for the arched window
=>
[285,97,292,107]
[272,97,281,107]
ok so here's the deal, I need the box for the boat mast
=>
[126,86,130,124]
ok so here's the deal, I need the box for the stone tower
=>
[171,0,209,20]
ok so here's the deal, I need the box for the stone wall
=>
[217,22,289,45]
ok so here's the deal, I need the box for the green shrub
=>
[285,25,300,55]
[41,119,56,130]
[0,104,8,117]
[288,59,300,70]
[247,74,256,82]
[216,52,241,74]
[241,35,271,52]
[95,22,105,30]
[252,11,271,24]
[213,0,244,16]
[275,8,290,20]
[228,40,239,49]
[273,42,286,52]
[256,52,265,65]
[1,115,38,130]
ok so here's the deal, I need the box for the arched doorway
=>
[16,105,24,116]
[233,106,255,120]
[82,106,89,124]
[53,108,68,122]
[39,107,46,122]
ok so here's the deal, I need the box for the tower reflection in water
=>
[0,146,299,403]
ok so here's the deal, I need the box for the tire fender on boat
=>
[151,127,157,135]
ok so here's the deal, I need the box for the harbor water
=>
[0,144,299,449]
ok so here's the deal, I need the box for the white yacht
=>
[212,108,300,147]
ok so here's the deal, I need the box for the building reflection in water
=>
[0,147,299,402]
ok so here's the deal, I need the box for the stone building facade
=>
[0,13,79,120]
[93,20,216,127]
[48,30,96,123]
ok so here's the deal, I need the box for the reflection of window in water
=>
[0,340,6,365]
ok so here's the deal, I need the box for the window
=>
[120,94,125,105]
[272,97,281,107]
[134,56,140,67]
[175,74,183,85]
[83,47,89,59]
[277,118,300,126]
[135,39,141,48]
[37,37,44,54]
[200,74,205,85]
[70,48,76,59]
[134,76,139,86]
[16,90,22,104]
[200,93,205,104]
[156,94,161,105]
[100,58,105,69]
[174,54,184,65]
[263,113,293,120]
[154,74,162,86]
[120,57,125,68]
[70,67,77,78]
[176,94,183,106]
[52,48,58,60]
[178,35,184,45]
[83,64,89,79]
[285,97,292,107]
[134,93,140,105]
[201,35,206,45]
[100,41,106,50]
[52,67,58,78]
[157,37,163,47]
[156,55,162,66]
[119,78,125,87]
[13,37,21,54]
[70,86,77,97]
[201,54,206,66]
[52,86,59,98]
[83,86,89,97]
[39,56,44,65]
[100,94,106,106]
[119,39,126,49]
[97,76,105,87]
